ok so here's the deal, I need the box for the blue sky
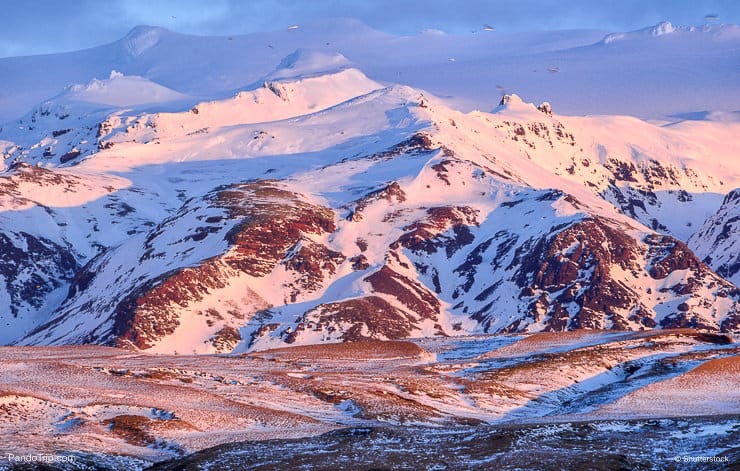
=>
[2,0,739,58]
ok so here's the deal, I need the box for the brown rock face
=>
[111,181,340,349]
[365,266,440,320]
[510,218,644,331]
[220,183,337,277]
[393,205,478,257]
[210,326,242,353]
[463,215,740,333]
[300,296,420,342]
[348,181,407,221]
[644,234,739,331]
[282,240,346,303]
[645,235,704,280]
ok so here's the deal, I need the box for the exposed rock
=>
[645,235,704,280]
[689,188,740,286]
[365,266,440,320]
[210,326,242,353]
[0,232,77,317]
[75,181,339,349]
[302,296,420,342]
[393,206,478,257]
[537,102,552,116]
[349,182,406,221]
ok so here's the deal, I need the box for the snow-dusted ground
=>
[0,330,736,468]
[149,417,740,470]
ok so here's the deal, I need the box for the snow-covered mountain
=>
[1,24,739,353]
[1,19,739,123]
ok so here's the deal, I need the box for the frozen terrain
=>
[0,17,738,469]
[0,330,737,469]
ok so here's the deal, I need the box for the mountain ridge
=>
[1,20,738,123]
[1,62,737,352]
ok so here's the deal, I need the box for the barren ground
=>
[0,330,737,470]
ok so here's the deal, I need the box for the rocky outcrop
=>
[689,189,740,286]
[348,181,407,221]
[510,219,645,331]
[0,232,77,317]
[392,206,478,257]
[463,214,739,333]
[365,265,440,321]
[22,180,345,350]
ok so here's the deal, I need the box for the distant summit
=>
[0,18,737,123]
[266,49,353,80]
[493,93,539,115]
[602,21,678,43]
[64,70,188,106]
[122,25,170,57]
[649,21,677,36]
[600,20,738,44]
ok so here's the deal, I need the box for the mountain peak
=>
[601,21,693,44]
[63,70,189,107]
[493,93,539,114]
[122,25,170,57]
[266,49,353,81]
[498,93,524,107]
[650,21,676,36]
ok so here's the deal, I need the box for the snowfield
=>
[1,20,738,123]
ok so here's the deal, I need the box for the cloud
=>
[1,0,739,57]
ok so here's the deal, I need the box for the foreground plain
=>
[0,329,737,469]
